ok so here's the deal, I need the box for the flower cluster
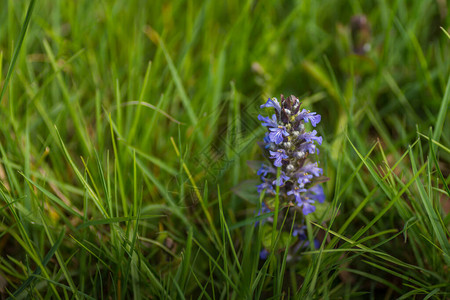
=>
[256,94,325,215]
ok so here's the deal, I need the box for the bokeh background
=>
[0,0,449,298]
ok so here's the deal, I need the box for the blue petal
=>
[302,163,323,177]
[269,129,284,144]
[260,98,281,112]
[274,157,283,167]
[298,109,321,127]
[301,130,322,145]
[258,114,278,127]
[302,202,316,215]
[309,185,325,203]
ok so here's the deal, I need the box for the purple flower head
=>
[301,162,323,177]
[268,125,289,144]
[297,109,321,127]
[272,172,290,186]
[287,185,307,204]
[269,149,288,167]
[260,97,281,113]
[300,130,322,145]
[256,94,326,242]
[307,184,325,203]
[258,114,278,128]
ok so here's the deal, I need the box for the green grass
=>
[0,0,449,298]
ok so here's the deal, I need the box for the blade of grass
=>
[54,126,108,218]
[0,0,36,104]
[428,128,450,197]
[433,74,450,143]
[170,136,221,246]
[144,27,198,128]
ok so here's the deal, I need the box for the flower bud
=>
[294,151,306,159]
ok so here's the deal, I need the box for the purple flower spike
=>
[269,149,288,167]
[268,125,289,144]
[260,97,281,113]
[297,109,321,127]
[255,94,326,244]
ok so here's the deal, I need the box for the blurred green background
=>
[0,0,449,298]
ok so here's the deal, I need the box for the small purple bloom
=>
[302,239,320,249]
[298,198,316,215]
[292,225,307,240]
[300,130,322,145]
[297,109,321,127]
[257,164,271,178]
[268,125,289,144]
[307,184,325,203]
[301,162,323,177]
[257,180,274,194]
[297,172,313,185]
[287,185,307,203]
[260,249,269,260]
[269,149,288,167]
[255,202,271,226]
[263,133,272,149]
[260,97,281,113]
[314,239,320,249]
[272,172,290,186]
[258,114,278,128]
[300,142,319,154]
